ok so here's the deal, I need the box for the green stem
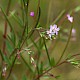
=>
[46,0,52,28]
[28,7,41,38]
[22,0,29,35]
[20,54,33,72]
[34,60,67,80]
[30,38,41,80]
[6,55,17,80]
[56,23,73,64]
[34,50,80,80]
[43,38,51,65]
[21,0,25,26]
[3,0,11,55]
[20,7,41,49]
[25,0,29,35]
[18,0,29,49]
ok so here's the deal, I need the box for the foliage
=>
[0,0,80,80]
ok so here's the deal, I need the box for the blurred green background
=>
[0,0,80,80]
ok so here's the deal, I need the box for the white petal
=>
[53,24,57,29]
[67,14,73,23]
[67,14,70,18]
[56,31,58,35]
[68,17,73,23]
[46,30,50,34]
[56,27,60,31]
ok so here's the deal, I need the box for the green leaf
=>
[11,30,16,47]
[4,55,11,66]
[50,58,55,67]
[22,74,27,80]
[39,62,43,74]
[66,53,72,59]
[0,7,14,32]
[21,54,33,72]
[1,7,16,46]
[30,38,41,54]
[0,50,11,66]
[10,11,23,28]
[74,6,80,12]
[6,39,14,54]
[55,75,61,79]
[67,58,80,67]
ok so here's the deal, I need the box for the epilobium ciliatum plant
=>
[0,0,80,80]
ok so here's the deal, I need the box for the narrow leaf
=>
[21,54,33,72]
[74,6,80,12]
[0,50,11,66]
[52,10,65,25]
[50,58,55,67]
[10,12,23,27]
[6,39,14,54]
[39,62,43,74]
[22,74,27,80]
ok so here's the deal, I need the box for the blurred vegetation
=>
[0,0,80,80]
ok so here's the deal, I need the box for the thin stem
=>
[20,7,41,49]
[19,0,29,49]
[9,37,40,58]
[46,0,52,28]
[34,60,67,80]
[3,0,11,55]
[21,0,25,26]
[24,0,29,35]
[56,23,73,64]
[66,53,80,60]
[6,54,17,80]
[19,24,27,48]
[28,7,41,38]
[36,66,40,80]
[43,38,51,65]
[20,54,33,72]
[36,0,40,16]
[31,38,41,80]
[7,46,80,80]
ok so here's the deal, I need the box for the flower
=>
[47,24,60,39]
[71,28,76,41]
[30,57,36,67]
[67,14,73,23]
[2,67,6,77]
[30,11,34,17]
[51,24,60,35]
[31,57,34,63]
[72,28,76,35]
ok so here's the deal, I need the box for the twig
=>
[6,54,17,80]
[56,23,73,64]
[20,7,41,49]
[3,0,11,55]
[66,53,80,60]
[34,60,67,80]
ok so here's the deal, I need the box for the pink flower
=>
[72,28,76,35]
[47,24,60,39]
[67,14,73,23]
[71,28,76,41]
[30,11,34,17]
[50,24,60,35]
